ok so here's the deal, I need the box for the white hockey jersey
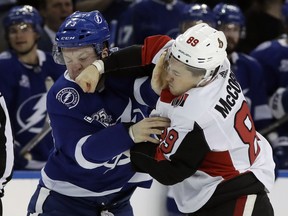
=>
[131,58,275,213]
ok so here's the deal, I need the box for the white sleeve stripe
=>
[34,187,50,214]
[75,135,130,170]
[75,135,107,169]
[41,169,122,196]
[134,77,149,106]
[243,194,257,216]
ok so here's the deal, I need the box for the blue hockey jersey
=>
[250,38,288,96]
[230,52,272,130]
[0,50,65,169]
[250,38,288,137]
[41,70,158,196]
[117,0,186,48]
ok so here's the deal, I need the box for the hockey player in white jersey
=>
[76,23,275,216]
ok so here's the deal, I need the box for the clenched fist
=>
[75,64,101,93]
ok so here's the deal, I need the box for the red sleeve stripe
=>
[199,151,240,180]
[141,35,172,65]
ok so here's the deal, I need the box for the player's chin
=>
[168,85,176,95]
[169,88,181,96]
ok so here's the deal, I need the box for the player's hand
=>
[75,64,101,93]
[151,51,168,95]
[130,117,170,144]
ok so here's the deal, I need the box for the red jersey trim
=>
[233,195,247,216]
[199,151,240,180]
[141,35,172,65]
[160,88,176,103]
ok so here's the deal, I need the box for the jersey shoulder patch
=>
[0,51,12,60]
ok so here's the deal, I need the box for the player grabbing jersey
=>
[76,23,275,216]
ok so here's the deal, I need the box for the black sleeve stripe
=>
[170,122,210,172]
[0,103,8,178]
[103,45,142,72]
[131,122,210,185]
[103,45,155,78]
[0,95,14,195]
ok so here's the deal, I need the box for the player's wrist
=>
[92,60,104,74]
[129,125,135,142]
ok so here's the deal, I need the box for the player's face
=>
[217,23,240,54]
[41,0,73,32]
[62,46,98,80]
[165,56,204,96]
[180,20,214,34]
[8,23,38,55]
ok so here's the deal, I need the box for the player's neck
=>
[18,49,38,65]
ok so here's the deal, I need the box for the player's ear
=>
[52,45,65,65]
[35,32,41,41]
[101,47,109,59]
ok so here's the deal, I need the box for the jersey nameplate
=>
[214,72,241,118]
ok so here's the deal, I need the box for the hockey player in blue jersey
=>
[250,16,288,169]
[116,0,186,48]
[178,3,216,34]
[0,5,65,170]
[268,86,288,170]
[213,3,273,132]
[270,87,288,119]
[27,10,170,216]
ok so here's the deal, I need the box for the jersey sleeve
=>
[103,35,172,76]
[47,82,134,165]
[130,122,210,185]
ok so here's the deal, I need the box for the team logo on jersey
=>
[171,93,188,107]
[19,74,30,88]
[219,69,228,78]
[17,93,47,134]
[56,87,79,109]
